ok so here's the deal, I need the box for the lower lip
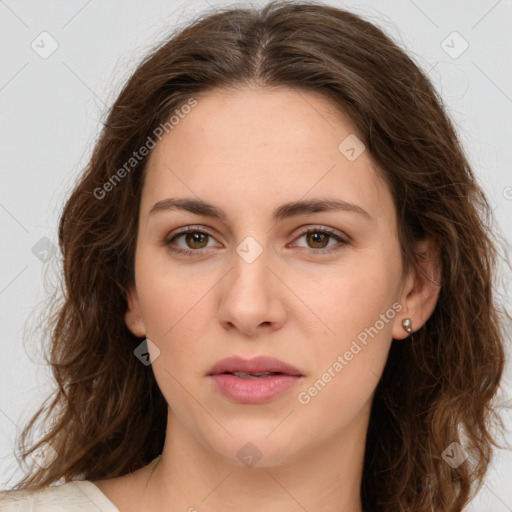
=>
[209,374,302,404]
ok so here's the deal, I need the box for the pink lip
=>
[208,355,303,376]
[207,355,304,404]
[209,374,302,404]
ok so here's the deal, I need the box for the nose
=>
[218,246,287,337]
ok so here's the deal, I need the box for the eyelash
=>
[163,225,349,257]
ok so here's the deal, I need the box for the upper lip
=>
[208,355,303,376]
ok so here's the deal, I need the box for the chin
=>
[204,428,309,469]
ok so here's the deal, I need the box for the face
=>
[126,86,417,468]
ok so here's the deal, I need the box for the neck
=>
[142,405,370,512]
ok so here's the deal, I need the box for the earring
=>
[402,318,413,334]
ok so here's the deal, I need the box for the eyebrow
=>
[149,197,372,221]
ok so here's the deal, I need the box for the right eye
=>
[164,226,221,256]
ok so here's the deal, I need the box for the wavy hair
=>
[8,2,508,510]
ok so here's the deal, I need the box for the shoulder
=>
[0,480,120,511]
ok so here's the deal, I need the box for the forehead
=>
[142,86,392,222]
[151,86,358,163]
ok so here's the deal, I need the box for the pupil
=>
[186,232,207,249]
[308,232,328,248]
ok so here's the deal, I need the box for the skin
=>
[94,86,441,511]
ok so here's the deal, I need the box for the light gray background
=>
[1,0,511,509]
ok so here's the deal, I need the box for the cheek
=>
[135,249,217,340]
[292,255,399,341]
[293,283,396,442]
[134,263,221,402]
[292,255,399,398]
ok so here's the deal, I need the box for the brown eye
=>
[184,231,209,249]
[165,227,218,255]
[293,227,349,254]
[305,232,330,249]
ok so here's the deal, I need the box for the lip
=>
[207,355,303,376]
[207,355,304,404]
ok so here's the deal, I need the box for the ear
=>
[392,238,442,340]
[125,285,146,338]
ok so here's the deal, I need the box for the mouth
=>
[207,355,303,377]
[221,371,287,379]
[207,356,304,404]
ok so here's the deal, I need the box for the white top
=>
[0,480,119,511]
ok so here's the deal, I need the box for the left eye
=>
[293,228,347,251]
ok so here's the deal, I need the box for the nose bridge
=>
[218,233,286,334]
[230,234,272,298]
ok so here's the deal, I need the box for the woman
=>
[1,1,507,511]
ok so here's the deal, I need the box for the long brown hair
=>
[7,2,508,510]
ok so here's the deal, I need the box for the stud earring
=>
[402,318,413,334]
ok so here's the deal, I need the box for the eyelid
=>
[166,225,216,240]
[293,224,349,242]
